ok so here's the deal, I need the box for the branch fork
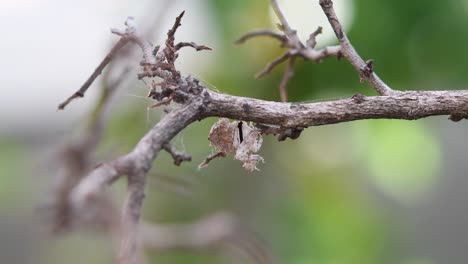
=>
[236,0,343,102]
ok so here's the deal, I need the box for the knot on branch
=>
[351,93,366,104]
[255,123,304,141]
[449,114,468,122]
[359,59,374,83]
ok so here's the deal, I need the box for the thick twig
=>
[319,0,397,96]
[204,89,468,126]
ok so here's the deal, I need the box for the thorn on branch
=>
[351,93,365,104]
[198,151,227,169]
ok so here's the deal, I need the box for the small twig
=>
[163,143,192,166]
[163,11,185,66]
[270,0,295,36]
[255,52,290,79]
[279,57,296,102]
[198,151,227,169]
[59,16,161,111]
[235,30,287,44]
[149,97,173,108]
[319,0,397,96]
[175,42,212,51]
[167,11,185,42]
[306,26,323,48]
[58,38,129,110]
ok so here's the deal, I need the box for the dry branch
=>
[204,90,468,126]
[54,2,468,264]
[57,38,129,110]
[319,0,397,96]
[236,0,342,102]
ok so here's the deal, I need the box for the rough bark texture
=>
[204,90,468,127]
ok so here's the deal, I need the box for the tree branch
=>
[70,96,205,262]
[319,0,397,96]
[204,89,468,127]
[57,38,129,110]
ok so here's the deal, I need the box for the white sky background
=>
[0,0,217,137]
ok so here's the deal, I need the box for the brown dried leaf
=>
[204,118,264,172]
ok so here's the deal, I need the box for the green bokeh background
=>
[2,0,468,263]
